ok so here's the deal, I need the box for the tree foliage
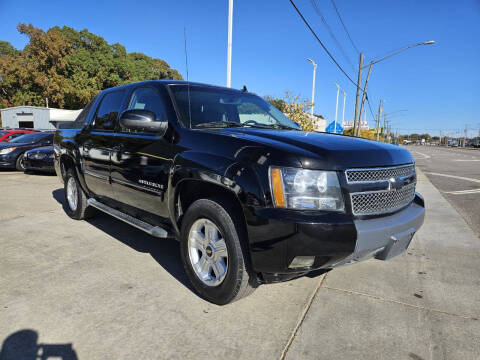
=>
[0,24,182,111]
[265,92,315,131]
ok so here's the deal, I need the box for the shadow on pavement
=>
[0,329,77,360]
[51,188,193,294]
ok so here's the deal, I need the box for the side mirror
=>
[119,109,168,135]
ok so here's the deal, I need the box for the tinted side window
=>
[123,87,167,133]
[74,94,98,127]
[94,91,125,131]
[42,134,54,144]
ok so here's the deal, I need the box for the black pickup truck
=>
[54,80,425,304]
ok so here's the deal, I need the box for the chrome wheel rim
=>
[19,156,25,170]
[66,177,78,211]
[188,218,228,287]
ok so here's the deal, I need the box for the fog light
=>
[289,256,315,269]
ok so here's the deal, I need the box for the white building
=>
[1,106,82,130]
[311,115,327,132]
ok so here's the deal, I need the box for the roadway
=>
[407,145,480,237]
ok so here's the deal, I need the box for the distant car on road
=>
[23,146,55,173]
[0,129,37,143]
[0,132,54,171]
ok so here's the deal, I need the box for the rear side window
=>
[94,91,125,131]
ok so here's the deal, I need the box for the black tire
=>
[15,153,26,171]
[180,198,257,305]
[64,168,94,220]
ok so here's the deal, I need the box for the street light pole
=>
[334,83,340,133]
[306,58,317,116]
[226,0,233,87]
[341,89,346,127]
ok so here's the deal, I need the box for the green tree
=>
[0,24,183,110]
[265,92,315,131]
[0,41,19,57]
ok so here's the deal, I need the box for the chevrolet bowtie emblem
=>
[387,177,396,191]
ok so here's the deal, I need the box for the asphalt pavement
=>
[407,145,480,237]
[0,168,479,359]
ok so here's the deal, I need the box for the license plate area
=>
[376,228,416,260]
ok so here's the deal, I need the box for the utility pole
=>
[334,83,340,133]
[353,52,364,136]
[307,58,317,116]
[357,62,372,137]
[226,0,233,87]
[376,99,383,141]
[341,89,346,127]
[464,124,467,147]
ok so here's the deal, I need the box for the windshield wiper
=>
[247,123,300,131]
[194,121,245,128]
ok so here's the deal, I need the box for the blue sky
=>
[1,0,479,136]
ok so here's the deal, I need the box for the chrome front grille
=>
[346,164,415,183]
[346,164,416,216]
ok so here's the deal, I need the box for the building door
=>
[17,113,34,128]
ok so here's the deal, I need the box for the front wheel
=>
[15,153,26,171]
[180,198,256,305]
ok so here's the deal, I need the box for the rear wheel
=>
[180,198,256,305]
[64,168,94,220]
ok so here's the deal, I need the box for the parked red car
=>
[0,129,37,143]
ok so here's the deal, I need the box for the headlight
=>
[0,147,16,155]
[269,167,344,211]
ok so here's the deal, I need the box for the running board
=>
[87,198,169,238]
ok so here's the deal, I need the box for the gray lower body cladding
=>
[331,201,425,267]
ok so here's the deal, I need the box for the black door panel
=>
[110,134,172,218]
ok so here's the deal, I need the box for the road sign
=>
[326,121,343,134]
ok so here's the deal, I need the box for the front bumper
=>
[247,194,425,282]
[24,158,55,172]
[0,154,16,168]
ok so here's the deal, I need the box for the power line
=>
[288,0,360,90]
[329,0,360,55]
[289,0,378,124]
[309,0,355,71]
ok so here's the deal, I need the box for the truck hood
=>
[217,128,413,170]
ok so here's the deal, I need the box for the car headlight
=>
[269,167,344,211]
[0,147,16,155]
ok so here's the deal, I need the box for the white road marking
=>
[414,151,431,159]
[425,172,480,184]
[444,189,480,195]
[454,159,480,162]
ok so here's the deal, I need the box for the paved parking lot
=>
[0,168,479,359]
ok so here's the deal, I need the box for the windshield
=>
[169,85,301,130]
[9,132,51,144]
